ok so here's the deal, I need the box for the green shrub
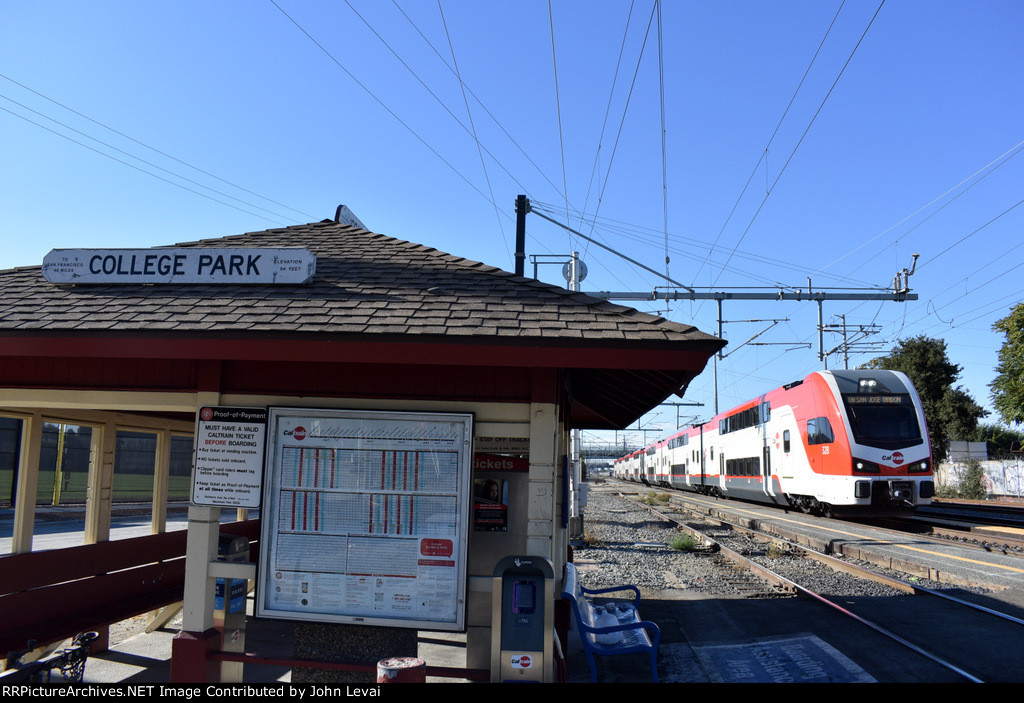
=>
[669,533,700,551]
[940,458,988,500]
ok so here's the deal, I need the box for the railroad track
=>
[618,478,1024,570]
[622,488,1024,683]
[864,515,1024,555]
[918,499,1024,528]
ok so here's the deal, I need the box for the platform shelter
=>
[0,218,722,680]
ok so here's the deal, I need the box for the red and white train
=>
[613,369,934,516]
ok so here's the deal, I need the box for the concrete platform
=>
[55,577,1015,684]
[72,601,630,685]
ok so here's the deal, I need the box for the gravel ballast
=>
[574,486,972,600]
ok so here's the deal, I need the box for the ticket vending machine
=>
[491,555,555,683]
[214,534,250,682]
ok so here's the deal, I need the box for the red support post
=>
[170,629,222,683]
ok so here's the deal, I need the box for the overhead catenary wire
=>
[390,0,567,206]
[657,0,670,288]
[530,200,881,289]
[547,0,572,252]
[812,137,1024,282]
[579,1,637,239]
[0,72,318,223]
[691,0,847,289]
[437,0,512,264]
[576,2,660,265]
[0,103,292,225]
[697,0,886,301]
[0,92,301,225]
[338,0,539,208]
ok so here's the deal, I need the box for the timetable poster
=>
[256,408,474,630]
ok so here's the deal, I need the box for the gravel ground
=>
[575,489,740,597]
[576,485,987,600]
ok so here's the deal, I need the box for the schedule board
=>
[256,407,474,630]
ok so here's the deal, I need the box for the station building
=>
[0,218,723,681]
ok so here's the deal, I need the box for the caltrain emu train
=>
[614,369,934,517]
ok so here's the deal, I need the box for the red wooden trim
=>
[0,581,186,655]
[0,531,187,595]
[2,561,185,632]
[0,521,257,655]
[0,520,256,595]
[0,335,715,370]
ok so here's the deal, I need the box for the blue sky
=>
[2,1,1022,447]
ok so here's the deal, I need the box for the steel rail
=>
[628,492,986,683]
[657,489,1024,628]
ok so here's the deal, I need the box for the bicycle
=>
[1,631,99,683]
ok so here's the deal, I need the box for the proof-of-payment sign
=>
[192,406,268,508]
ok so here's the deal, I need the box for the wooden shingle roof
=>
[0,221,724,428]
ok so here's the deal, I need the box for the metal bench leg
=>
[650,653,659,683]
[586,652,599,683]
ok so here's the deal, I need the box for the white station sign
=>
[41,247,316,284]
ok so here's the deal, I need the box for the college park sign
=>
[41,247,316,285]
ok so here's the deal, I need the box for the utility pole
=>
[821,314,884,369]
[515,195,919,412]
[514,195,528,277]
[658,401,704,429]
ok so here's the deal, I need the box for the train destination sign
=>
[192,406,268,508]
[256,407,474,630]
[41,247,316,284]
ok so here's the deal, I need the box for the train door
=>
[698,425,706,492]
[758,397,780,502]
[771,407,796,480]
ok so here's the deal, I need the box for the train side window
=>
[807,417,834,445]
[783,430,791,453]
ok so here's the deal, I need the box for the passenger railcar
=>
[615,369,934,516]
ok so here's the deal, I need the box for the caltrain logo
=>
[885,452,904,465]
[512,654,533,669]
[284,426,307,440]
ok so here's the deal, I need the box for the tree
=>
[972,421,1024,458]
[991,303,1024,426]
[863,335,987,464]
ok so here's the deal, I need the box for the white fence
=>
[937,459,1024,498]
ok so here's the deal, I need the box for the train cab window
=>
[783,430,791,453]
[807,417,834,445]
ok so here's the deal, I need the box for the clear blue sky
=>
[2,1,1022,447]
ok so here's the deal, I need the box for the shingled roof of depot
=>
[0,220,722,349]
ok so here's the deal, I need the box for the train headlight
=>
[908,459,930,473]
[853,458,879,473]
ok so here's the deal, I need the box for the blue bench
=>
[561,562,661,683]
